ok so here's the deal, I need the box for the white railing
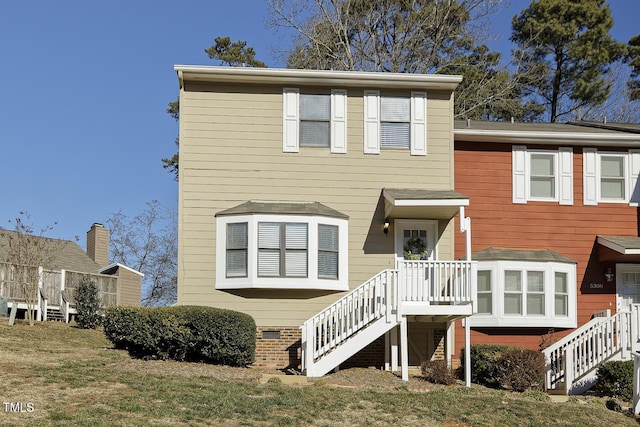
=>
[60,291,70,323]
[302,269,397,372]
[38,287,47,321]
[544,305,640,393]
[399,260,476,306]
[302,261,477,376]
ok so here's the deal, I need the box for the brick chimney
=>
[87,223,110,267]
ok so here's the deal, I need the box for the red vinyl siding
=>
[453,141,638,355]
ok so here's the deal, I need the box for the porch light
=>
[605,267,614,283]
[383,220,390,234]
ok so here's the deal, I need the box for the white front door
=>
[617,264,640,312]
[394,219,437,264]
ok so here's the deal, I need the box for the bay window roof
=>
[472,247,576,264]
[216,201,348,219]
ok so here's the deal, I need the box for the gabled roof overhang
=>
[383,188,469,220]
[597,236,640,255]
[175,65,462,91]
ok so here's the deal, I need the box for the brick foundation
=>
[254,327,302,370]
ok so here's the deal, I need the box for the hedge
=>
[103,306,256,366]
[595,360,633,401]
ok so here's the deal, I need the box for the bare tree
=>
[106,201,177,307]
[267,0,538,120]
[0,212,62,325]
[569,60,640,123]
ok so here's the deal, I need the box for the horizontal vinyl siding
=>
[178,82,456,326]
[454,141,636,354]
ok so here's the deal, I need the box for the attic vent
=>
[262,330,281,340]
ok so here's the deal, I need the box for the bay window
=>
[473,260,576,328]
[216,203,348,291]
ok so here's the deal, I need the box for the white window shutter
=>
[583,148,598,206]
[512,145,527,204]
[558,147,573,205]
[282,88,299,153]
[330,89,347,154]
[630,150,640,206]
[410,91,427,156]
[363,90,380,154]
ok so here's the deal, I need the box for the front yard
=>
[0,321,637,426]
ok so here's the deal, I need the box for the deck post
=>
[390,326,399,372]
[633,352,640,414]
[384,331,390,371]
[400,316,409,381]
[465,317,471,387]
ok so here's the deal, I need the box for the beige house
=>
[175,66,476,380]
[0,223,143,322]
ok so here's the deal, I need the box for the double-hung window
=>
[583,148,640,205]
[512,146,573,204]
[226,223,248,278]
[283,88,347,153]
[364,91,427,156]
[258,222,308,278]
[473,259,576,328]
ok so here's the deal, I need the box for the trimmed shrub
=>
[74,276,103,329]
[595,360,633,401]
[496,348,545,392]
[461,344,514,388]
[421,360,456,385]
[103,305,256,366]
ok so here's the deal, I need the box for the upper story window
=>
[512,146,573,205]
[380,96,410,149]
[583,148,640,206]
[472,259,576,328]
[300,94,330,147]
[364,91,426,156]
[283,88,347,154]
[216,202,348,291]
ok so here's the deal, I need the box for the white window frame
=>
[583,148,640,206]
[216,213,348,291]
[471,260,576,328]
[512,146,573,205]
[363,91,426,156]
[283,88,347,154]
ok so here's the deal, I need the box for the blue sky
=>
[1,0,638,245]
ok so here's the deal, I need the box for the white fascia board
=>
[389,198,469,207]
[175,65,462,90]
[99,263,145,277]
[455,129,640,147]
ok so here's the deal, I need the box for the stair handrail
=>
[544,310,631,392]
[302,269,397,372]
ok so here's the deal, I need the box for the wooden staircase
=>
[301,261,476,379]
[543,305,640,395]
[46,307,65,322]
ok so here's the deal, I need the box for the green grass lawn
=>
[0,321,637,426]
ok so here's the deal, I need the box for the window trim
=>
[583,148,640,206]
[283,88,347,154]
[512,146,573,205]
[363,91,427,156]
[471,260,576,328]
[216,213,348,291]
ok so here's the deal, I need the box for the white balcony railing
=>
[302,260,476,377]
